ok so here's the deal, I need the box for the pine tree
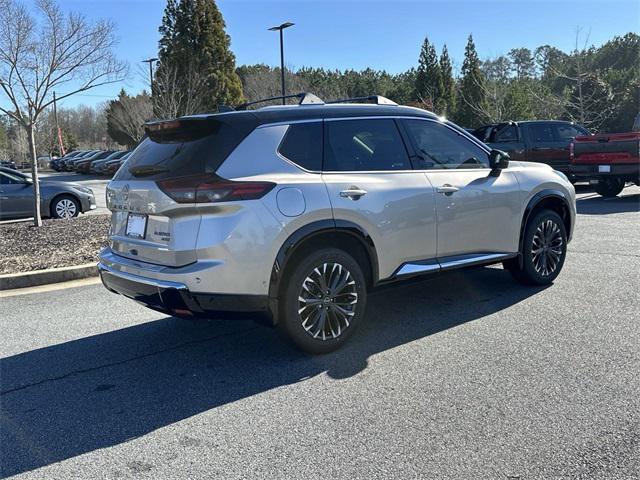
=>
[456,34,487,127]
[438,45,456,117]
[157,0,243,114]
[415,36,442,111]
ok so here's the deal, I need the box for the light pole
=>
[142,57,158,93]
[268,22,294,105]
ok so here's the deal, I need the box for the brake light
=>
[569,142,575,163]
[156,174,275,204]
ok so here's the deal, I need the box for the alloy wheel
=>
[55,198,77,218]
[531,219,564,276]
[297,262,358,341]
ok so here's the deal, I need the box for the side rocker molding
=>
[267,220,379,323]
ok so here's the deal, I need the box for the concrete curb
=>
[0,263,98,291]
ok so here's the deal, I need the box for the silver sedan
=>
[0,167,96,220]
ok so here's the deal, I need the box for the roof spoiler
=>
[326,95,397,106]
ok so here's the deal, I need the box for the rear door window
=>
[114,117,258,181]
[527,124,556,143]
[324,118,411,171]
[278,122,322,171]
[554,123,589,141]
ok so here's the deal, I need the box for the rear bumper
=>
[97,256,272,322]
[570,163,640,180]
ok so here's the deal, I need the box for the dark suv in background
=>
[472,120,589,180]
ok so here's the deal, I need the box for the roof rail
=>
[235,92,324,111]
[326,95,398,106]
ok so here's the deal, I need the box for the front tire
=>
[505,210,567,286]
[51,195,80,219]
[279,248,367,354]
[594,178,625,197]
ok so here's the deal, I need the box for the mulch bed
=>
[0,215,110,275]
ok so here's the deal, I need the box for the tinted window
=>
[404,119,490,169]
[0,171,26,184]
[115,117,258,181]
[324,119,410,171]
[494,125,518,143]
[527,124,555,142]
[554,123,589,141]
[279,122,322,171]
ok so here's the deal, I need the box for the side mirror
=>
[489,149,510,171]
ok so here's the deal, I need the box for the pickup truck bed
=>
[570,132,640,197]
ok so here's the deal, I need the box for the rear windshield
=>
[114,117,257,181]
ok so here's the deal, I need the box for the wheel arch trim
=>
[267,219,379,321]
[518,189,572,267]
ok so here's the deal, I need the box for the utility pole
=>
[268,22,294,105]
[53,91,65,157]
[142,57,158,94]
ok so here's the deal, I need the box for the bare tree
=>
[152,61,209,118]
[535,28,615,131]
[0,0,126,225]
[106,91,153,146]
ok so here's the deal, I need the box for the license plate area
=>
[126,213,148,239]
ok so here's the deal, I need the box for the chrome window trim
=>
[262,115,493,174]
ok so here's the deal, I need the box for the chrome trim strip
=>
[393,252,517,279]
[97,262,188,290]
[438,253,514,270]
[396,262,440,277]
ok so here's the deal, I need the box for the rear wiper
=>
[128,165,170,177]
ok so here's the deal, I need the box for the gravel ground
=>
[0,215,110,274]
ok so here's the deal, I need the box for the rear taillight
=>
[569,142,575,163]
[156,174,275,204]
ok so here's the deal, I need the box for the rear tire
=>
[278,248,367,354]
[594,178,625,197]
[505,210,567,286]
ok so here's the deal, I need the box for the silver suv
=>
[99,94,576,353]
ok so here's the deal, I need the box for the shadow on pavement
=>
[576,192,640,215]
[0,267,546,477]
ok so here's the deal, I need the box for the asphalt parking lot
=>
[1,186,639,479]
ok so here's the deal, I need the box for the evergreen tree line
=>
[237,32,639,132]
[98,0,639,150]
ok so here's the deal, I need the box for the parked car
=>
[51,151,84,171]
[74,150,114,173]
[472,120,590,180]
[62,150,99,171]
[0,160,18,170]
[92,151,129,175]
[0,167,96,220]
[99,93,576,353]
[104,152,131,176]
[570,131,640,197]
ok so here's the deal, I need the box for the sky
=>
[36,0,640,108]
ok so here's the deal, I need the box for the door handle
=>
[340,187,367,199]
[436,185,459,195]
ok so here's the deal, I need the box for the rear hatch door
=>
[107,115,258,267]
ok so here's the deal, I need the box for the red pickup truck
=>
[570,132,640,197]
